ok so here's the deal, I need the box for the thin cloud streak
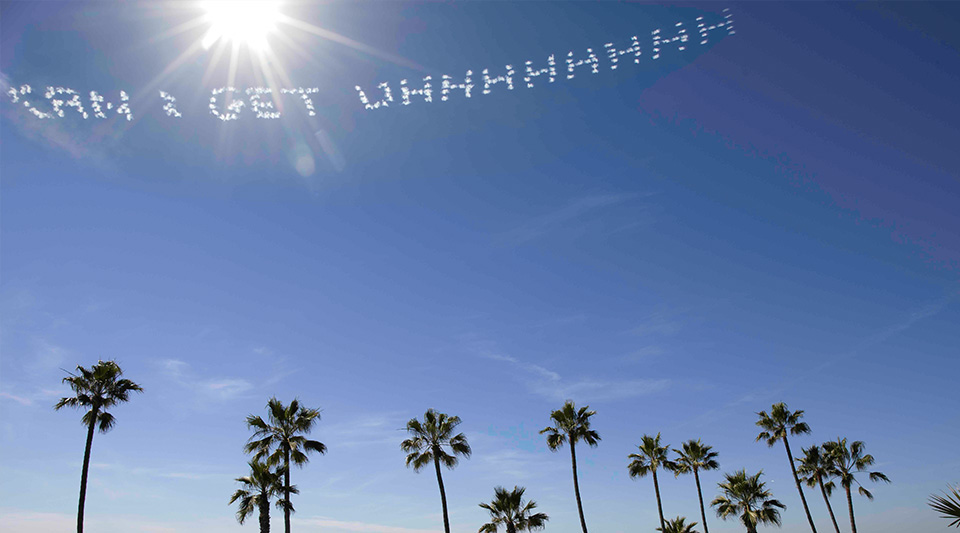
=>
[499,193,645,245]
[479,350,670,402]
[158,358,254,400]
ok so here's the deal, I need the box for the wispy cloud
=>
[322,412,408,447]
[479,350,670,402]
[0,391,33,406]
[499,193,647,245]
[158,359,254,401]
[472,444,560,481]
[628,311,684,337]
[87,461,227,482]
[621,345,665,362]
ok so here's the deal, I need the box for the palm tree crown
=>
[245,398,326,533]
[755,402,817,533]
[401,409,471,533]
[628,432,674,531]
[479,486,549,533]
[55,360,142,533]
[540,400,599,533]
[672,439,720,533]
[629,433,674,477]
[55,360,143,433]
[229,459,293,533]
[796,445,836,495]
[401,409,472,471]
[821,438,890,533]
[755,403,811,446]
[673,439,720,476]
[540,401,601,451]
[796,445,841,533]
[822,438,890,500]
[657,517,700,533]
[711,469,785,533]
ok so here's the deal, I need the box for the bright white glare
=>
[201,1,280,51]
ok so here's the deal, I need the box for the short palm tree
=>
[245,398,326,533]
[755,402,818,533]
[821,438,890,533]
[401,409,472,533]
[796,445,841,533]
[478,485,549,533]
[672,439,720,533]
[54,360,143,533]
[229,459,293,533]
[540,400,600,533]
[929,484,960,528]
[711,469,785,533]
[658,516,700,533]
[628,432,674,531]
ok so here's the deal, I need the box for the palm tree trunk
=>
[432,453,451,533]
[653,469,665,531]
[570,441,589,533]
[694,468,709,533]
[77,413,97,533]
[845,484,857,533]
[818,479,841,533]
[260,497,271,533]
[783,435,818,533]
[284,448,291,533]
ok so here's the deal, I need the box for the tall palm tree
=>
[478,485,549,533]
[821,438,890,533]
[401,409,472,533]
[929,484,960,528]
[54,360,143,533]
[672,439,720,533]
[658,517,700,533]
[795,445,841,533]
[245,398,326,533]
[229,459,293,533]
[540,400,600,533]
[711,469,785,533]
[755,402,818,533]
[628,432,674,531]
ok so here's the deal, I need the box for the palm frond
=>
[929,485,960,528]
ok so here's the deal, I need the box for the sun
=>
[200,0,281,51]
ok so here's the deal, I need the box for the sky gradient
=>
[2,2,959,533]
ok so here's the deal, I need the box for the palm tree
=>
[658,517,700,533]
[628,432,674,531]
[540,400,600,533]
[401,409,472,533]
[672,439,720,533]
[245,398,327,533]
[929,484,960,528]
[229,459,293,533]
[795,445,841,533]
[821,438,890,533]
[755,402,818,533]
[54,360,143,533]
[478,485,549,533]
[711,469,785,533]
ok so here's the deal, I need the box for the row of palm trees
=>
[53,360,958,533]
[226,398,889,533]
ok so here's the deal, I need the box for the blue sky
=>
[2,2,959,532]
